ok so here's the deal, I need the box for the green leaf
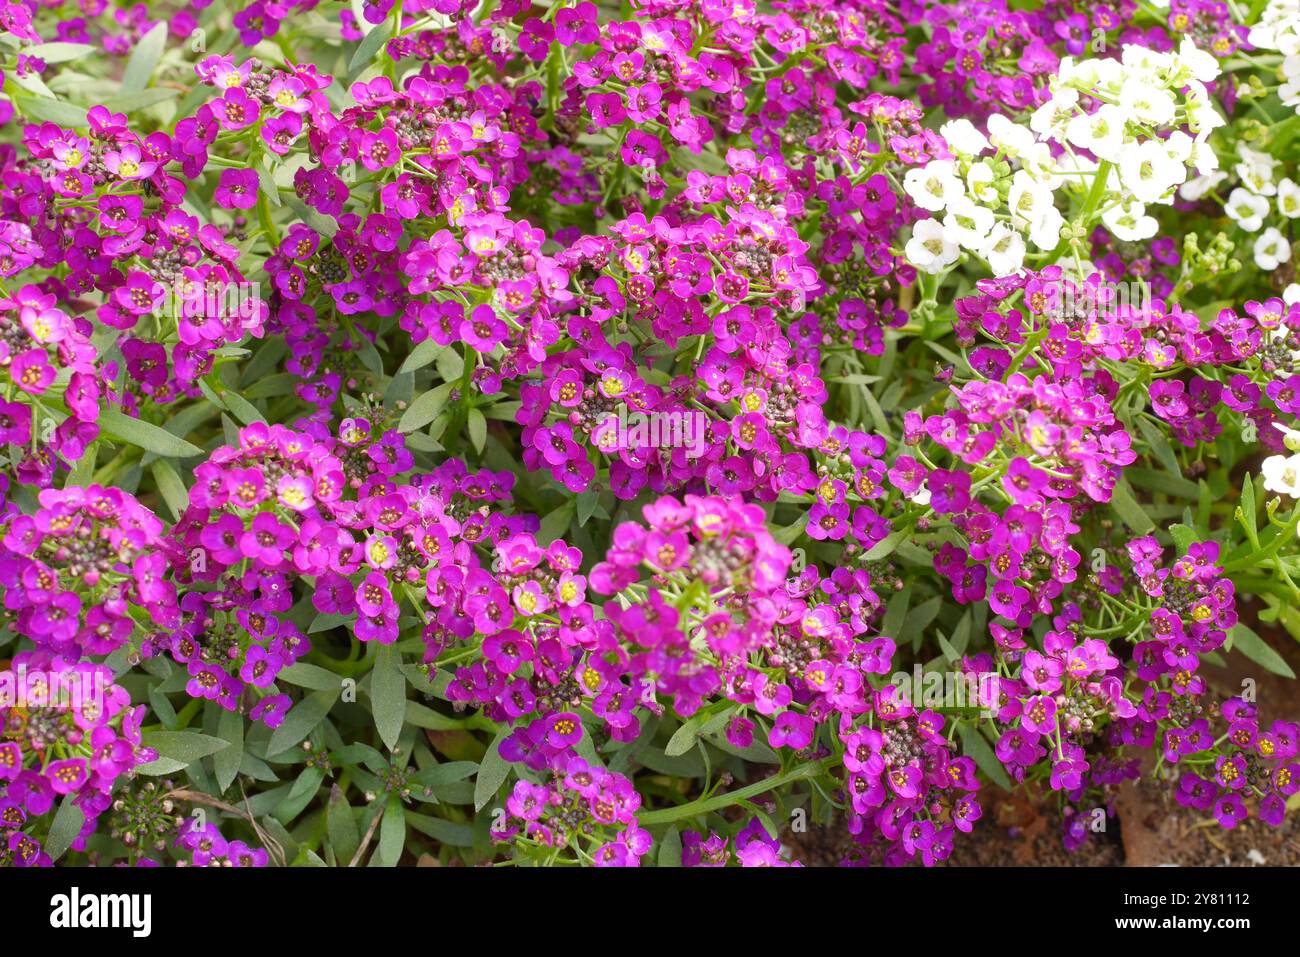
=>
[122,23,169,93]
[371,644,407,752]
[274,766,325,825]
[902,596,942,639]
[348,23,392,79]
[1136,416,1181,478]
[279,661,345,691]
[864,526,908,560]
[375,795,406,866]
[399,383,453,433]
[1109,479,1155,534]
[214,707,245,793]
[398,338,442,374]
[657,826,682,867]
[220,390,266,426]
[664,716,703,757]
[537,501,576,544]
[1169,523,1197,552]
[12,94,88,127]
[327,785,361,866]
[881,585,912,638]
[99,408,203,457]
[1229,623,1296,678]
[26,42,97,64]
[44,797,85,861]
[266,688,340,757]
[137,730,229,775]
[1237,473,1260,549]
[151,459,190,521]
[960,724,1012,791]
[412,761,478,788]
[468,407,487,454]
[473,732,511,811]
[100,88,179,112]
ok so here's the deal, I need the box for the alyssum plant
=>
[0,0,1298,868]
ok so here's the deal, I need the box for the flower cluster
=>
[0,486,178,658]
[0,655,152,865]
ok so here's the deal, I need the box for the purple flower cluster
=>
[0,654,152,866]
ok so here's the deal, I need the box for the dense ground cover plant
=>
[0,0,1298,869]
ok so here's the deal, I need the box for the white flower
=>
[1184,83,1226,136]
[1225,187,1270,232]
[905,219,960,274]
[939,119,990,156]
[1121,45,1172,74]
[980,223,1026,276]
[903,160,964,212]
[1283,54,1300,106]
[942,196,995,248]
[1163,130,1193,165]
[1236,145,1278,195]
[1029,89,1078,138]
[1278,178,1300,218]
[1255,227,1292,271]
[1007,170,1052,230]
[1262,453,1300,497]
[987,113,1036,160]
[965,164,998,204]
[1179,171,1226,201]
[1187,136,1220,176]
[1274,421,1300,452]
[1028,205,1064,251]
[1020,143,1063,188]
[1102,196,1158,241]
[1176,38,1221,83]
[1119,75,1175,125]
[909,484,932,507]
[1286,283,1300,306]
[1065,105,1126,162]
[1118,138,1184,204]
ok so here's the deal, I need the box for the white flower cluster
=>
[902,115,1063,276]
[1186,142,1299,272]
[1200,144,1298,272]
[1031,42,1224,239]
[1249,0,1300,111]
[903,41,1225,277]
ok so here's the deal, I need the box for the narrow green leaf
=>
[26,42,97,64]
[44,797,85,861]
[1109,479,1155,534]
[328,785,361,866]
[371,644,407,752]
[137,730,229,775]
[657,826,682,867]
[399,383,453,433]
[1229,623,1296,678]
[375,795,405,866]
[664,716,702,757]
[122,23,169,93]
[398,338,443,374]
[468,407,487,454]
[473,732,511,811]
[151,459,190,521]
[266,688,340,757]
[960,725,1012,791]
[214,707,244,793]
[348,23,392,79]
[100,408,202,457]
